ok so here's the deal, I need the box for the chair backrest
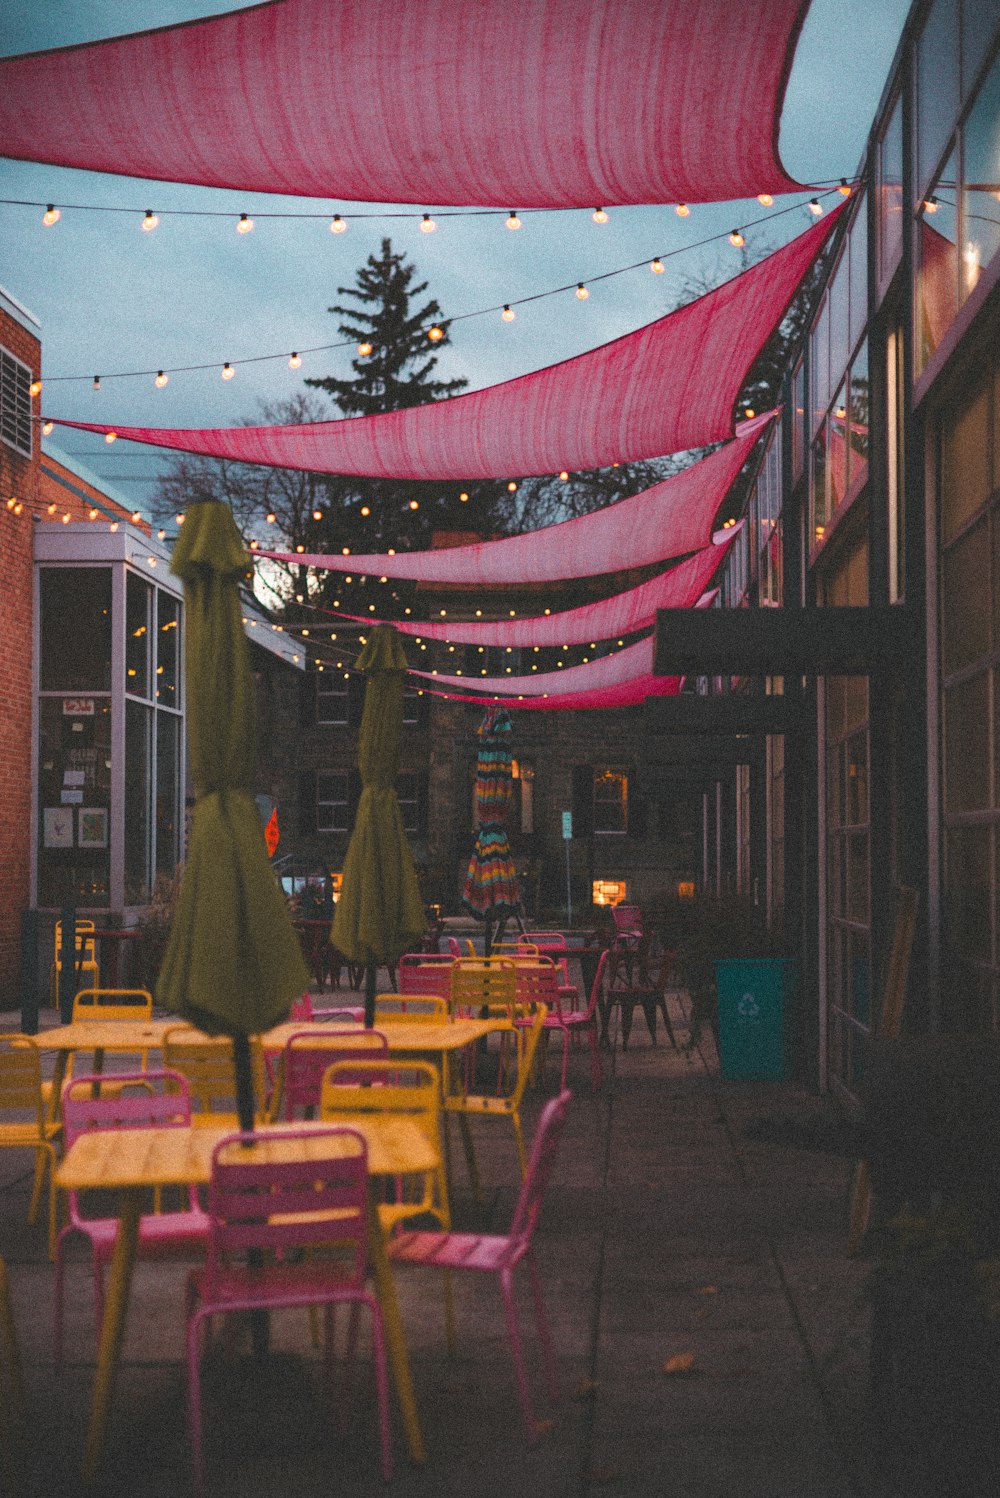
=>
[373,995,449,1023]
[61,1069,195,1221]
[397,954,454,999]
[508,1088,572,1247]
[508,1004,547,1107]
[446,936,463,958]
[0,1035,45,1127]
[289,992,314,1022]
[283,1029,389,1117]
[72,987,154,1023]
[582,949,611,1020]
[611,904,644,939]
[523,932,567,950]
[206,1127,369,1281]
[162,1027,266,1120]
[492,941,538,957]
[450,957,517,1017]
[512,958,561,1011]
[321,1059,442,1153]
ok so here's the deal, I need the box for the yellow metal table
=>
[56,1116,436,1481]
[33,1020,176,1118]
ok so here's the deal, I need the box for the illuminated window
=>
[592,879,627,906]
[593,768,628,835]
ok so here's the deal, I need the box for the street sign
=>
[561,811,573,840]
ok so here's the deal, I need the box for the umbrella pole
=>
[483,917,494,959]
[364,963,377,1028]
[233,1034,270,1356]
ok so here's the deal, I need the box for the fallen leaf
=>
[573,1377,599,1400]
[662,1352,696,1376]
[696,1284,718,1295]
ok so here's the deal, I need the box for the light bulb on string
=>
[675,203,689,217]
[728,228,745,247]
[176,513,186,524]
[505,211,521,230]
[357,340,373,356]
[501,305,515,321]
[221,362,235,379]
[131,510,142,522]
[559,471,569,481]
[923,196,938,214]
[459,491,469,502]
[29,379,42,397]
[92,376,101,391]
[288,352,302,369]
[650,257,664,274]
[237,213,254,233]
[507,481,517,492]
[409,499,420,510]
[266,512,276,524]
[330,214,347,233]
[105,431,117,444]
[838,178,852,196]
[157,528,167,540]
[420,213,436,233]
[155,370,168,388]
[48,503,58,515]
[575,283,589,299]
[360,505,370,516]
[312,509,322,521]
[427,325,444,342]
[808,198,824,216]
[757,193,773,207]
[42,420,54,435]
[141,210,159,231]
[592,207,608,223]
[42,204,60,226]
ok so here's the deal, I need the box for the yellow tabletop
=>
[262,1016,507,1055]
[56,1115,436,1192]
[33,1020,175,1053]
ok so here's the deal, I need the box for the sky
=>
[0,0,913,517]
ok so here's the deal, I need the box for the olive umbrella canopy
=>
[331,625,426,1025]
[462,706,524,955]
[156,499,309,1126]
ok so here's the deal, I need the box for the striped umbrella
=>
[463,706,523,952]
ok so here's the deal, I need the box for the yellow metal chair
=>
[162,1028,267,1127]
[373,995,449,1023]
[49,919,99,1005]
[444,1004,546,1196]
[42,988,157,1110]
[0,1255,26,1495]
[322,1058,455,1350]
[0,1035,61,1259]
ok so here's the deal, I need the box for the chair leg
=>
[658,994,677,1049]
[620,1000,635,1050]
[499,1267,540,1444]
[366,1298,394,1481]
[454,1113,482,1202]
[526,1253,559,1405]
[27,1150,46,1227]
[511,1111,528,1181]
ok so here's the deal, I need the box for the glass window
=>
[792,359,806,480]
[849,193,869,354]
[0,345,32,458]
[125,571,151,699]
[124,699,152,904]
[316,676,349,725]
[40,568,113,693]
[830,382,849,511]
[156,591,180,708]
[317,771,350,833]
[37,695,113,908]
[849,340,870,498]
[886,327,905,602]
[917,0,961,196]
[917,154,960,371]
[594,768,628,835]
[829,253,850,392]
[155,711,180,877]
[398,771,420,835]
[961,49,1000,300]
[811,298,830,430]
[941,381,991,543]
[944,823,993,963]
[943,518,991,674]
[877,94,904,288]
[945,672,991,811]
[963,0,1000,98]
[810,422,830,546]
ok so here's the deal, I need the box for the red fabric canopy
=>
[415,632,656,694]
[0,0,808,208]
[256,429,761,583]
[333,537,734,646]
[50,208,841,481]
[426,673,683,710]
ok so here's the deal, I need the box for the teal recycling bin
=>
[714,957,798,1081]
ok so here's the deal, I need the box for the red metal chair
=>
[397,952,455,1001]
[279,1029,390,1119]
[389,1088,572,1444]
[185,1127,393,1492]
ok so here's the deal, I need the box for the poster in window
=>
[43,807,74,848]
[78,807,108,849]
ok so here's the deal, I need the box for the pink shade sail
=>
[0,0,809,208]
[423,673,682,711]
[49,207,842,482]
[254,424,767,587]
[333,537,735,647]
[414,633,657,694]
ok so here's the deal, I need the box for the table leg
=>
[82,1191,141,1483]
[47,1048,71,1125]
[365,1191,426,1464]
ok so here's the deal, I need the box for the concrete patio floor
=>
[1,986,914,1497]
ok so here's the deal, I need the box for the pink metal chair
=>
[54,1070,209,1367]
[397,952,455,1000]
[289,990,365,1024]
[389,1088,572,1444]
[446,935,464,958]
[513,958,571,1089]
[280,1029,389,1119]
[185,1127,393,1492]
[559,949,608,1091]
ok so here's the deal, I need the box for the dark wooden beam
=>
[654,605,912,677]
[643,694,792,736]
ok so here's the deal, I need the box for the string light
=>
[236,213,254,234]
[131,510,142,522]
[923,196,938,214]
[757,194,773,207]
[92,376,101,391]
[575,283,589,299]
[266,512,276,524]
[728,228,745,247]
[288,352,302,369]
[459,491,469,502]
[221,362,235,379]
[157,527,167,539]
[427,325,444,342]
[501,305,515,321]
[420,213,436,233]
[650,258,664,273]
[808,198,824,216]
[105,431,117,443]
[155,370,168,387]
[312,508,323,521]
[358,341,373,356]
[559,470,569,481]
[29,379,42,397]
[360,505,371,516]
[505,212,521,230]
[675,203,690,217]
[507,481,517,492]
[42,204,60,226]
[141,210,159,231]
[744,406,755,418]
[48,502,58,515]
[176,512,186,524]
[330,214,347,233]
[592,207,609,224]
[838,178,852,196]
[409,499,420,510]
[42,420,54,435]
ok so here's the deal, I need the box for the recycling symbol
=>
[737,993,760,1019]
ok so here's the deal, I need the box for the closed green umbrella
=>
[331,625,425,1025]
[156,499,309,1127]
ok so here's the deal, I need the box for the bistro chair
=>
[444,1003,546,1196]
[49,919,99,1005]
[445,936,464,958]
[600,938,677,1050]
[275,1029,389,1120]
[185,1127,393,1492]
[373,995,449,1023]
[162,1028,267,1127]
[0,1034,61,1259]
[512,958,570,1089]
[397,952,454,1000]
[559,949,609,1092]
[53,1070,209,1367]
[389,1088,572,1444]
